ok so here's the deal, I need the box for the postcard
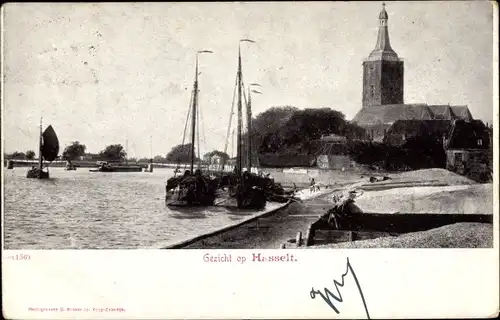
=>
[2,1,498,319]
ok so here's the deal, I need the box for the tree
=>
[242,106,299,157]
[203,150,230,163]
[282,108,346,146]
[25,150,36,160]
[153,155,168,163]
[259,107,358,154]
[98,144,126,161]
[251,106,299,135]
[62,141,87,162]
[8,151,26,159]
[166,143,197,163]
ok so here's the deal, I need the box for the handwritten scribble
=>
[310,257,370,319]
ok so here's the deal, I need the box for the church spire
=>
[367,3,399,61]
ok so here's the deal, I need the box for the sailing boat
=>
[27,119,60,179]
[165,51,221,207]
[217,40,293,209]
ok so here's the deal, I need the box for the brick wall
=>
[362,60,404,107]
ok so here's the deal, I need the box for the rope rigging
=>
[175,86,194,177]
[196,94,201,169]
[221,73,238,173]
[240,76,250,169]
[198,89,208,170]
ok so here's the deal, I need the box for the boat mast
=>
[190,50,212,173]
[38,117,43,170]
[236,45,243,176]
[231,129,235,159]
[236,39,255,176]
[246,88,252,172]
[190,57,198,173]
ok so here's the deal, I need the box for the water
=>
[3,167,280,249]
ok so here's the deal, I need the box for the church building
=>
[352,3,473,142]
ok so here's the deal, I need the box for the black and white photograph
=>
[1,2,498,319]
[2,2,495,251]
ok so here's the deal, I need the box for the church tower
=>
[362,3,404,107]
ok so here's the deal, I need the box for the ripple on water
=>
[3,168,287,249]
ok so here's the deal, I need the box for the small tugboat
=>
[90,161,143,172]
[89,140,143,172]
[27,118,59,179]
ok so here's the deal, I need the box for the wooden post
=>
[305,225,315,247]
[348,231,354,242]
[296,232,302,247]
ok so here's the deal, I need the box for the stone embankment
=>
[166,168,494,249]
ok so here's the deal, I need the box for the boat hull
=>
[166,188,218,207]
[90,165,143,172]
[26,168,49,179]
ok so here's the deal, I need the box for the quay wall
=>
[158,201,291,249]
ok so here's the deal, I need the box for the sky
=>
[1,1,495,158]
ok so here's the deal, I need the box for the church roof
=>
[449,106,473,121]
[386,120,453,138]
[353,104,473,126]
[352,104,433,125]
[427,105,452,119]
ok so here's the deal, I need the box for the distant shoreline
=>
[4,160,188,169]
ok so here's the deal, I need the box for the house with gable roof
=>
[444,119,491,181]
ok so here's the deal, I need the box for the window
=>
[477,139,482,146]
[370,85,375,97]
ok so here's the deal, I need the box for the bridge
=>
[5,159,237,171]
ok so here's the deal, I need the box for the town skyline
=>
[2,1,495,158]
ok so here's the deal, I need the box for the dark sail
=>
[41,125,59,162]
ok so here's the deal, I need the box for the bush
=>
[347,137,446,171]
